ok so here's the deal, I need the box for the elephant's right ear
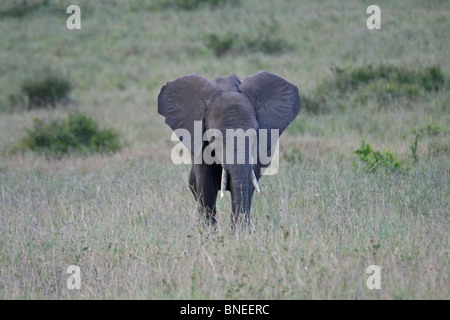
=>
[158,74,219,155]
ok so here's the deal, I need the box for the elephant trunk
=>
[229,167,253,228]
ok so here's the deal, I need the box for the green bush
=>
[301,95,329,115]
[412,122,448,137]
[354,80,419,104]
[204,33,235,57]
[19,113,121,157]
[354,141,404,174]
[153,0,240,10]
[18,71,72,109]
[308,65,446,113]
[0,0,49,19]
[419,66,445,91]
[204,19,291,57]
[330,65,445,94]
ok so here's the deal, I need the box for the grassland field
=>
[0,0,448,299]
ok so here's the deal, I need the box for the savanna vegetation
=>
[0,0,448,299]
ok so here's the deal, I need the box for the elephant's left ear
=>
[238,71,300,134]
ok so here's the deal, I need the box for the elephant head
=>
[158,71,300,228]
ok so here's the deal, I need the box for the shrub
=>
[2,69,72,113]
[0,0,49,19]
[412,122,448,137]
[354,141,404,174]
[301,94,329,114]
[239,19,289,54]
[329,65,445,96]
[19,71,72,109]
[204,19,291,57]
[330,65,444,93]
[19,112,121,157]
[204,33,235,57]
[354,80,419,104]
[308,65,446,113]
[153,0,240,11]
[419,66,445,91]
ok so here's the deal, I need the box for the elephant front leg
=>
[189,167,218,226]
[200,199,217,226]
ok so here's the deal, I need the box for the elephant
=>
[158,71,300,228]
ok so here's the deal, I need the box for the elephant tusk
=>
[250,169,260,193]
[220,168,228,198]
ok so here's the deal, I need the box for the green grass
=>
[0,159,447,299]
[0,0,449,299]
